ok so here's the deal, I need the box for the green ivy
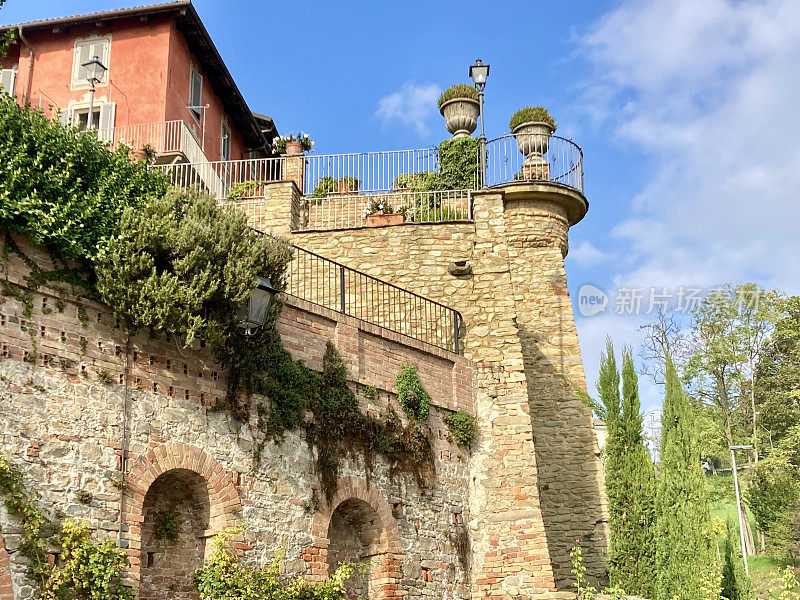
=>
[443,410,477,447]
[437,137,480,191]
[154,510,181,541]
[0,452,53,588]
[396,364,431,421]
[0,95,168,263]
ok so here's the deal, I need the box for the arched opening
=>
[327,498,385,599]
[139,469,210,600]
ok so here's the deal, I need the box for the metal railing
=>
[154,156,286,200]
[300,189,472,230]
[305,148,439,194]
[100,120,208,166]
[284,244,463,354]
[483,133,583,193]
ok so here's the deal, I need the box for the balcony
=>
[102,119,211,166]
[152,132,584,231]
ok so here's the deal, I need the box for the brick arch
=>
[304,477,403,600]
[0,526,13,600]
[122,442,241,584]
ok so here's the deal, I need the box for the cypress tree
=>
[721,517,754,600]
[655,354,717,600]
[607,349,657,596]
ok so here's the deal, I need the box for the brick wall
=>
[0,233,474,600]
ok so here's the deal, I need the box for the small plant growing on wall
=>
[76,489,93,504]
[443,410,477,447]
[155,510,181,542]
[396,364,431,421]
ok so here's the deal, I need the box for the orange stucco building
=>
[0,1,276,164]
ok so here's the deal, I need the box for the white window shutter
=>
[76,43,92,83]
[57,108,72,127]
[0,69,16,96]
[98,102,116,141]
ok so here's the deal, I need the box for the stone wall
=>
[287,183,608,592]
[0,235,474,600]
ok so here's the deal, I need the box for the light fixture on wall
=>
[469,59,490,187]
[82,55,107,130]
[237,276,278,335]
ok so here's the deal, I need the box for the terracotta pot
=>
[365,213,405,227]
[439,98,480,138]
[285,140,304,155]
[336,178,360,194]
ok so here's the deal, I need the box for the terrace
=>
[150,131,584,231]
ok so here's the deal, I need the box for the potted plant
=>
[273,132,314,155]
[226,180,267,200]
[336,176,360,194]
[509,106,556,180]
[363,199,406,226]
[438,84,480,138]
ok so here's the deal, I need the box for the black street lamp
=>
[469,59,490,186]
[82,55,107,130]
[237,276,277,336]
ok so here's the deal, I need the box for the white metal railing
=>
[155,156,287,200]
[305,148,439,195]
[483,133,583,193]
[301,189,472,230]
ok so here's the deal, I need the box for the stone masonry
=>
[284,181,609,592]
[0,234,474,600]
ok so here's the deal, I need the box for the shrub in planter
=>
[438,84,480,138]
[509,106,556,132]
[310,176,336,198]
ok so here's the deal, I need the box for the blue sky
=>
[4,0,800,418]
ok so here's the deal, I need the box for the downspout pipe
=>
[18,27,34,104]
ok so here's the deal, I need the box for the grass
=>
[707,473,799,598]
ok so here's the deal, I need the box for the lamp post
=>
[81,55,107,131]
[237,276,278,336]
[469,59,490,187]
[730,444,753,575]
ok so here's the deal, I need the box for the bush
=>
[226,180,266,200]
[195,526,365,600]
[0,94,168,262]
[437,137,480,190]
[42,520,134,600]
[311,176,336,198]
[443,410,477,446]
[509,106,556,131]
[95,189,292,352]
[438,84,479,108]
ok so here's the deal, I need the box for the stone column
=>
[501,183,608,589]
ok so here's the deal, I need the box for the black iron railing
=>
[284,244,463,354]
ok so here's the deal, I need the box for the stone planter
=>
[285,140,304,155]
[365,213,405,227]
[512,121,554,180]
[439,98,480,138]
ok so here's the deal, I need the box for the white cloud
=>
[569,240,611,267]
[572,0,800,403]
[375,83,442,137]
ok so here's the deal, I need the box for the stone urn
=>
[511,121,554,180]
[439,98,480,138]
[285,140,304,155]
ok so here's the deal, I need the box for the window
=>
[221,120,231,161]
[73,38,109,87]
[73,107,101,130]
[189,67,202,120]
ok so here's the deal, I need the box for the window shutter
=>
[76,43,92,84]
[0,69,15,96]
[98,102,116,141]
[57,108,72,127]
[190,69,202,113]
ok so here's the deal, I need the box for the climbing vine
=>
[396,364,431,421]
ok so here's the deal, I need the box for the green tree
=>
[606,349,657,596]
[721,517,754,600]
[655,354,717,600]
